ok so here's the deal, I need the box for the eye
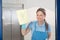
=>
[37,14,43,16]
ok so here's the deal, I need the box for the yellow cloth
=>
[16,9,29,25]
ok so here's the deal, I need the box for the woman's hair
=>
[36,8,48,30]
[36,8,46,16]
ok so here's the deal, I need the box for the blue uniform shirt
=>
[28,21,51,34]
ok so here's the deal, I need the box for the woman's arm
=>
[21,27,30,36]
[21,22,33,36]
[48,32,51,40]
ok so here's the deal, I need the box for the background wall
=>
[21,0,55,11]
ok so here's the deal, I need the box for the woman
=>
[21,8,51,40]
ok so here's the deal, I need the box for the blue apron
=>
[31,22,48,40]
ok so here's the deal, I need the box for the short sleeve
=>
[27,22,33,30]
[47,24,51,32]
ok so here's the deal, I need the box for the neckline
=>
[36,21,45,27]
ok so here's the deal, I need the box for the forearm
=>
[48,32,51,40]
[21,29,30,36]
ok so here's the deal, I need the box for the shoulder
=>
[28,21,37,28]
[45,22,51,28]
[48,23,51,28]
[28,21,37,30]
[47,23,51,32]
[29,21,37,24]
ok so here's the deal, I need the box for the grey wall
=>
[22,0,55,11]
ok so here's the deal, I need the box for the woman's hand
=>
[21,28,30,36]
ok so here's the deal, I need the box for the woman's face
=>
[36,11,46,22]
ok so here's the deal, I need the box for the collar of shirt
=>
[35,21,46,32]
[36,21,45,27]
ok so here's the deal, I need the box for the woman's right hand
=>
[21,22,32,36]
[21,27,30,36]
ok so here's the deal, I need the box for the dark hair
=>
[36,8,48,30]
[36,8,46,15]
[45,21,48,30]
